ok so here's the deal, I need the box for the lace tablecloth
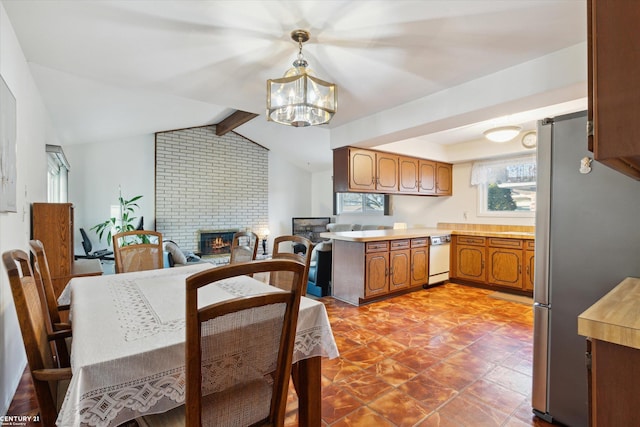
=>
[56,264,339,427]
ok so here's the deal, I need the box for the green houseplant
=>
[91,191,146,246]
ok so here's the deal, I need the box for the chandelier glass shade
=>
[483,125,522,143]
[267,30,337,127]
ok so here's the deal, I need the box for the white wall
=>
[312,160,535,229]
[0,3,59,414]
[65,135,155,253]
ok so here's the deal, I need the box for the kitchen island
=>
[320,228,448,305]
[578,277,640,426]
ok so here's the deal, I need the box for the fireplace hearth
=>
[199,230,237,256]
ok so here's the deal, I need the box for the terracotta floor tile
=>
[436,393,511,427]
[329,406,395,427]
[336,368,393,404]
[8,282,555,427]
[484,365,532,396]
[368,388,433,427]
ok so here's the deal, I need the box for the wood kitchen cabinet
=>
[333,146,452,196]
[436,162,453,195]
[453,236,486,283]
[410,238,428,287]
[487,238,523,290]
[32,202,102,297]
[588,0,640,180]
[389,240,410,291]
[399,156,419,193]
[365,241,390,298]
[451,234,534,294]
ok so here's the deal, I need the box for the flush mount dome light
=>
[266,29,337,127]
[483,125,522,143]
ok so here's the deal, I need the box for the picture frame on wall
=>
[0,74,17,213]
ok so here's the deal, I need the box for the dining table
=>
[56,263,339,427]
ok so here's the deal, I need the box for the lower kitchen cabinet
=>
[410,238,428,287]
[453,236,486,282]
[452,234,534,293]
[389,240,410,291]
[365,251,389,297]
[332,236,430,305]
[587,338,640,426]
[487,238,523,290]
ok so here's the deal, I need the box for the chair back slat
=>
[229,231,258,264]
[3,250,61,424]
[112,230,163,273]
[271,235,313,295]
[185,259,305,426]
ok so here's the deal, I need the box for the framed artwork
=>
[0,74,17,213]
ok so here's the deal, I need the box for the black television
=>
[292,217,331,243]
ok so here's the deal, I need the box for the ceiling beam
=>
[215,110,259,136]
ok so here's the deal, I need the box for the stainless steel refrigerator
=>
[532,111,640,426]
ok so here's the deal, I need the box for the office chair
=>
[77,228,113,260]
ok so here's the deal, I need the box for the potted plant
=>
[91,190,146,246]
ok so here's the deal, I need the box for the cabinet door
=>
[389,249,410,291]
[589,0,640,180]
[454,245,485,282]
[524,250,535,291]
[398,156,419,193]
[365,252,389,297]
[349,148,377,191]
[376,152,399,192]
[418,160,436,195]
[436,162,452,195]
[487,247,523,289]
[410,246,428,287]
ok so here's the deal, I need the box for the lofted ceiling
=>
[2,0,587,171]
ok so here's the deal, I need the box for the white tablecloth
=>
[56,264,339,427]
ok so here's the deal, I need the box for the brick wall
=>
[155,126,268,251]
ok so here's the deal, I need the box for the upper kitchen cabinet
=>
[588,0,640,180]
[334,146,452,196]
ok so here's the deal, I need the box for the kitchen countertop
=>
[578,277,640,350]
[320,228,451,242]
[451,230,535,239]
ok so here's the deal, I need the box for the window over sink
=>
[472,155,536,217]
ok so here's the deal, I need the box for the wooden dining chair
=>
[270,235,313,295]
[28,239,71,368]
[138,259,306,427]
[2,249,73,426]
[112,230,163,273]
[229,231,258,264]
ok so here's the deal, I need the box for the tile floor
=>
[8,282,552,426]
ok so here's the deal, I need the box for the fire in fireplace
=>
[199,230,237,256]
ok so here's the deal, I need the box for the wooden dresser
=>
[32,202,102,297]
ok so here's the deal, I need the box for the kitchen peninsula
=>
[321,228,449,306]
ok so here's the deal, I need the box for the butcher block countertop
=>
[578,277,640,350]
[450,230,535,239]
[320,228,449,242]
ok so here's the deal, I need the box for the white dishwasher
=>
[428,234,451,285]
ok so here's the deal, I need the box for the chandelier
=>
[266,30,337,127]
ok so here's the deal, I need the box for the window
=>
[472,155,536,217]
[46,145,70,203]
[334,193,389,215]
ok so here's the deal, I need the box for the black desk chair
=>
[76,228,113,260]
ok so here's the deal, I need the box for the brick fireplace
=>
[199,230,236,256]
[155,125,268,251]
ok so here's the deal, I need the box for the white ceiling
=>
[2,0,588,171]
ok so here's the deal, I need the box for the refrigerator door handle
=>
[534,119,553,306]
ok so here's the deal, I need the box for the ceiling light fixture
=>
[483,125,522,143]
[266,29,337,127]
